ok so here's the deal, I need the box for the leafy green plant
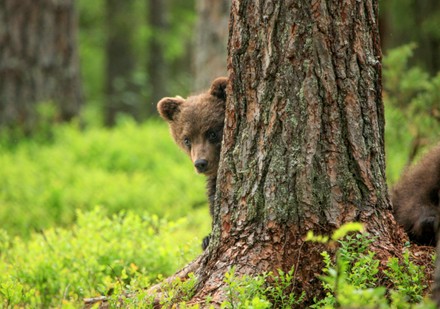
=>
[220,266,305,309]
[308,223,433,308]
[107,272,198,308]
[385,251,427,303]
[264,268,306,308]
[222,267,271,309]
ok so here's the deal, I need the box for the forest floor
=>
[408,243,435,293]
[409,245,435,294]
[385,224,436,295]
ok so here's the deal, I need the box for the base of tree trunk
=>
[183,211,427,307]
[83,210,434,308]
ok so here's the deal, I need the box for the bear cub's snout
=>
[194,159,208,173]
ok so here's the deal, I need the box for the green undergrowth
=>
[0,119,211,307]
[0,119,207,238]
[103,224,434,309]
[0,219,433,308]
[0,208,203,308]
[307,224,433,309]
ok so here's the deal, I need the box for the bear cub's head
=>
[157,77,228,177]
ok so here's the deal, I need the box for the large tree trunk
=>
[188,0,403,305]
[0,0,82,132]
[193,0,229,92]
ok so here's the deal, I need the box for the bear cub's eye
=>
[207,130,218,143]
[183,137,191,148]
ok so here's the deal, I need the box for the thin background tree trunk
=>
[147,0,167,116]
[0,0,82,131]
[104,0,138,126]
[193,0,229,92]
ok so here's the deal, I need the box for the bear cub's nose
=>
[195,159,208,173]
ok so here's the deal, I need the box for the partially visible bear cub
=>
[392,143,440,246]
[157,77,228,250]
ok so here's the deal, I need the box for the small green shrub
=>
[385,251,427,304]
[219,266,305,309]
[222,267,271,309]
[106,272,199,308]
[308,224,434,309]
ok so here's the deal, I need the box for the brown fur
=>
[157,77,228,249]
[392,143,440,246]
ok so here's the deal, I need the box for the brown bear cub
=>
[157,77,228,250]
[392,143,440,246]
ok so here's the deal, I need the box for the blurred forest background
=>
[0,0,439,146]
[0,0,439,307]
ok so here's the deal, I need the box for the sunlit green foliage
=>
[0,120,208,238]
[383,44,440,184]
[0,214,433,308]
[0,208,200,308]
[310,231,434,309]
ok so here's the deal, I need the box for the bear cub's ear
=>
[210,77,228,101]
[157,96,185,122]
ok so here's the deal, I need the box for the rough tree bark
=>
[0,0,82,131]
[187,0,403,305]
[193,0,230,92]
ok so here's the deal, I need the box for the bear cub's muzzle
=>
[194,159,209,173]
